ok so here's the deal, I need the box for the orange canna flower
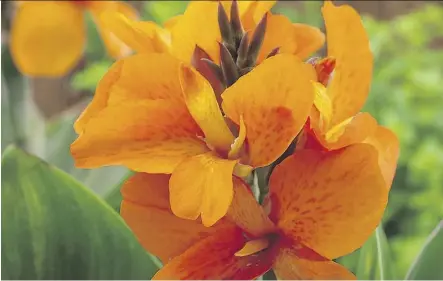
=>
[99,0,325,63]
[71,0,327,227]
[10,1,138,77]
[71,52,315,227]
[120,143,388,279]
[298,1,399,188]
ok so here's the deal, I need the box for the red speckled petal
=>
[121,173,230,264]
[269,144,388,259]
[153,227,273,280]
[222,54,315,167]
[363,125,400,189]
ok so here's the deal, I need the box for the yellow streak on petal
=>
[313,82,333,131]
[228,115,246,160]
[325,115,354,143]
[179,64,235,153]
[234,238,270,257]
[233,163,253,179]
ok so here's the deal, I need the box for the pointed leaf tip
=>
[218,2,234,46]
[246,12,268,66]
[219,42,239,87]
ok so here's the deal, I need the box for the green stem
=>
[265,138,297,185]
[263,269,277,280]
[256,167,270,204]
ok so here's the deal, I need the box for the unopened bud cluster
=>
[192,0,279,95]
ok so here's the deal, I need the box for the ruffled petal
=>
[71,100,207,173]
[241,1,277,31]
[164,15,182,31]
[292,23,325,60]
[169,1,221,63]
[227,177,276,237]
[364,126,400,188]
[10,1,85,76]
[121,173,230,263]
[312,112,378,150]
[98,11,170,54]
[153,226,273,280]
[256,14,298,63]
[169,152,237,227]
[322,1,373,125]
[269,144,388,259]
[74,53,188,134]
[222,54,315,167]
[273,247,356,280]
[88,1,139,58]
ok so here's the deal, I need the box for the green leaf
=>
[1,146,159,279]
[104,172,134,212]
[405,221,443,280]
[355,225,396,280]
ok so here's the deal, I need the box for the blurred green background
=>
[1,0,442,279]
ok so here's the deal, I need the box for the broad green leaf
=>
[336,248,360,273]
[355,225,396,280]
[104,172,134,212]
[405,221,443,280]
[0,52,28,153]
[1,74,17,152]
[1,146,159,279]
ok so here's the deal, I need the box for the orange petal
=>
[121,173,229,264]
[169,1,268,64]
[241,1,277,31]
[98,12,169,54]
[153,226,273,280]
[179,64,234,153]
[227,177,276,237]
[10,1,85,76]
[250,16,325,63]
[222,54,316,167]
[273,247,356,280]
[292,23,325,60]
[364,126,400,188]
[313,112,379,150]
[322,1,373,125]
[256,14,298,63]
[163,15,182,31]
[74,53,187,134]
[169,1,221,63]
[71,100,207,173]
[169,152,238,227]
[88,1,139,58]
[269,144,388,259]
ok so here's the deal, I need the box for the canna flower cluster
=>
[10,1,138,77]
[71,0,399,279]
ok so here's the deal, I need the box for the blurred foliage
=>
[361,4,443,276]
[1,1,443,279]
[405,222,443,280]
